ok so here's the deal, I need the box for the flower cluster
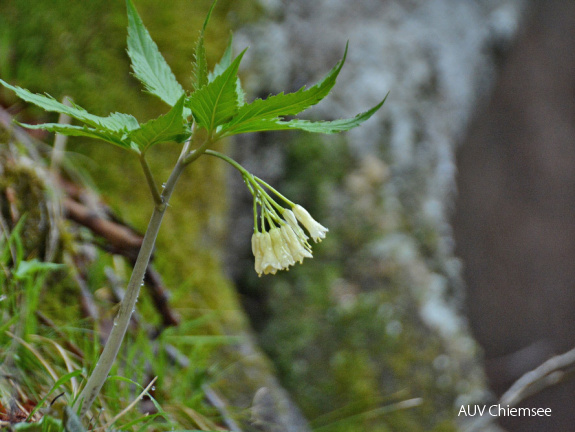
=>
[251,205,328,276]
[241,168,328,276]
[208,151,329,276]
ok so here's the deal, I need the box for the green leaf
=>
[279,96,386,133]
[129,94,189,151]
[26,370,84,420]
[192,0,218,91]
[208,33,233,82]
[0,78,139,132]
[126,0,185,106]
[192,36,208,91]
[208,34,245,107]
[14,259,63,280]
[218,43,349,138]
[186,49,246,132]
[16,122,134,151]
[14,417,62,431]
[222,94,387,135]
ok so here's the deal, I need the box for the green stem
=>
[204,150,295,208]
[139,154,162,206]
[183,134,212,165]
[73,144,189,417]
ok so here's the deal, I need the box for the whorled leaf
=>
[128,94,189,151]
[17,122,135,151]
[0,78,139,133]
[208,33,233,82]
[192,0,218,91]
[126,0,185,106]
[186,50,246,133]
[219,94,387,136]
[217,44,350,138]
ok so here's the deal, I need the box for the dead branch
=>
[464,346,575,432]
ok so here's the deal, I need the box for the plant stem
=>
[73,147,189,417]
[139,154,162,206]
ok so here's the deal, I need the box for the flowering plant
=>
[0,0,385,419]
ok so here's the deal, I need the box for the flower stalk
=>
[73,135,198,416]
[0,0,384,420]
[203,149,328,276]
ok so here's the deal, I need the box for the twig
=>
[500,346,575,406]
[143,267,180,328]
[464,346,575,432]
[63,197,143,260]
[73,148,189,416]
[139,154,163,206]
[202,385,243,432]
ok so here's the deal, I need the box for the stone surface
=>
[227,0,527,430]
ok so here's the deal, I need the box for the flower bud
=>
[292,204,328,242]
[280,225,312,264]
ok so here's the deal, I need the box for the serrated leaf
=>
[192,0,218,91]
[192,36,208,91]
[126,0,185,106]
[17,122,133,150]
[208,33,233,82]
[129,94,189,151]
[218,43,348,138]
[208,34,246,107]
[221,94,387,135]
[0,78,139,132]
[186,49,246,132]
[279,96,386,133]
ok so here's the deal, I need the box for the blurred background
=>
[1,0,574,431]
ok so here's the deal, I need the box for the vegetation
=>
[0,0,384,430]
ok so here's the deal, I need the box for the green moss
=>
[0,0,259,326]
[247,134,459,431]
[0,2,267,427]
[0,159,47,258]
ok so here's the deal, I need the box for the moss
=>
[0,0,260,328]
[0,157,49,259]
[245,134,459,431]
[0,3,277,427]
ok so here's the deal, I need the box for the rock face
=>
[454,1,575,430]
[227,0,527,430]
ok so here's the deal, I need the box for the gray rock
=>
[227,0,529,430]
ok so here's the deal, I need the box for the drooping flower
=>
[251,224,314,276]
[252,232,265,275]
[259,231,282,276]
[280,224,312,264]
[291,204,328,242]
[282,209,309,240]
[270,227,295,269]
[246,173,328,276]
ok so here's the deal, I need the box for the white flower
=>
[282,209,309,240]
[251,205,326,276]
[251,225,314,276]
[292,204,328,242]
[259,231,282,276]
[280,225,312,264]
[252,232,265,275]
[270,227,295,269]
